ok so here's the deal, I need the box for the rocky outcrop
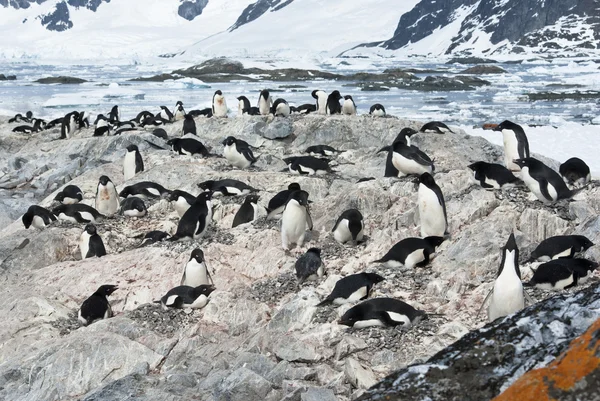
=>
[66,0,110,12]
[229,0,295,31]
[0,74,17,80]
[178,0,209,21]
[40,1,73,32]
[35,76,88,84]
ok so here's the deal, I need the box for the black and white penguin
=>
[140,116,165,127]
[12,122,38,134]
[119,196,147,217]
[159,284,215,310]
[529,235,594,262]
[198,179,256,196]
[281,190,312,250]
[284,156,332,175]
[311,89,327,114]
[222,136,257,169]
[95,175,120,216]
[271,98,290,117]
[544,258,598,284]
[317,272,385,306]
[332,209,364,245]
[295,248,324,284]
[339,298,425,329]
[293,104,317,114]
[77,111,89,128]
[168,189,197,218]
[119,181,170,200]
[44,117,64,129]
[559,157,591,188]
[369,104,386,117]
[525,261,579,291]
[60,111,79,139]
[417,173,447,238]
[212,90,228,118]
[22,205,57,229]
[179,114,196,136]
[390,138,434,177]
[513,158,576,203]
[78,284,117,326]
[487,233,524,321]
[108,105,120,125]
[232,195,260,228]
[151,128,169,141]
[157,105,174,122]
[493,120,530,171]
[372,236,445,269]
[135,110,154,124]
[379,129,420,177]
[258,89,272,115]
[325,90,342,115]
[420,121,454,134]
[123,144,144,181]
[237,96,251,116]
[52,203,103,224]
[8,113,24,123]
[181,248,212,287]
[305,145,340,157]
[342,95,357,116]
[188,108,213,118]
[174,101,186,121]
[468,161,519,190]
[169,192,212,241]
[266,182,301,220]
[54,184,83,204]
[79,223,106,259]
[139,230,171,247]
[167,138,209,157]
[93,114,111,137]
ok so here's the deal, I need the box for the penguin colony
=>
[11,88,597,328]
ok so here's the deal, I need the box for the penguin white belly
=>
[484,177,502,189]
[342,101,356,115]
[275,103,290,117]
[259,99,270,115]
[213,99,228,117]
[69,119,77,136]
[224,145,251,169]
[353,319,386,329]
[502,130,520,171]
[123,152,137,180]
[183,260,209,287]
[62,197,79,205]
[520,167,557,203]
[386,312,412,326]
[382,260,403,268]
[552,248,572,259]
[32,215,46,229]
[174,110,185,121]
[267,205,284,220]
[77,309,88,325]
[80,232,91,259]
[58,213,78,223]
[537,275,574,291]
[404,249,425,269]
[251,203,259,220]
[488,274,524,321]
[188,294,210,309]
[334,286,368,304]
[281,205,307,248]
[371,109,385,117]
[165,295,180,307]
[317,95,327,115]
[103,303,113,319]
[296,164,317,176]
[333,219,352,243]
[80,212,96,223]
[97,185,119,216]
[174,197,191,218]
[418,187,446,237]
[392,153,431,176]
[124,209,145,217]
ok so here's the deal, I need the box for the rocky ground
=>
[0,113,599,401]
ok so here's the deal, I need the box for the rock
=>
[0,74,17,81]
[178,0,208,21]
[272,335,323,363]
[459,65,507,74]
[129,73,180,82]
[216,368,273,401]
[335,336,368,360]
[35,76,88,84]
[255,118,293,139]
[344,357,378,389]
[301,387,338,401]
[446,57,498,65]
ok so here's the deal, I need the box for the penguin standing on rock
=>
[108,105,120,125]
[266,183,300,220]
[79,223,106,259]
[78,285,118,326]
[174,101,186,121]
[317,272,385,306]
[157,106,174,122]
[237,96,251,116]
[331,209,364,245]
[60,111,79,139]
[182,114,197,136]
[326,90,342,115]
[559,157,591,188]
[417,173,447,238]
[54,185,83,204]
[212,90,228,118]
[95,175,120,217]
[258,89,272,115]
[22,205,57,229]
[281,190,312,250]
[513,158,577,203]
[487,233,524,321]
[168,190,197,218]
[493,120,530,171]
[169,192,213,241]
[232,195,260,227]
[295,248,324,284]
[222,136,257,169]
[181,248,212,287]
[390,137,434,177]
[342,95,357,115]
[312,89,327,114]
[123,144,144,181]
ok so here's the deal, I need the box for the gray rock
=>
[301,387,338,401]
[344,357,378,389]
[215,368,272,401]
[255,118,293,139]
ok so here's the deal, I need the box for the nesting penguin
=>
[232,195,260,228]
[487,233,524,321]
[22,205,57,229]
[52,203,103,224]
[159,284,215,310]
[325,90,342,115]
[271,98,290,117]
[167,138,209,157]
[339,298,425,329]
[78,284,118,326]
[468,161,519,190]
[139,230,171,247]
[305,145,340,157]
[284,156,331,176]
[295,248,324,284]
[493,120,530,171]
[524,260,584,291]
[317,272,385,306]
[79,223,106,259]
[266,183,300,220]
[168,190,197,218]
[123,144,144,181]
[281,190,313,250]
[417,173,447,238]
[119,196,147,217]
[372,236,445,269]
[369,104,386,117]
[95,175,120,217]
[513,158,576,203]
[312,89,328,114]
[119,181,170,200]
[342,95,357,115]
[212,90,228,118]
[54,185,83,204]
[169,192,212,241]
[529,235,594,262]
[181,248,212,287]
[559,157,591,188]
[198,179,256,196]
[222,136,257,169]
[331,209,364,245]
[258,89,272,115]
[420,121,454,134]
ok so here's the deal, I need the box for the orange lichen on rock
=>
[493,318,600,401]
[482,123,498,130]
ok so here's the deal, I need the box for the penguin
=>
[182,114,197,136]
[417,173,448,238]
[52,203,103,224]
[325,90,342,115]
[559,157,591,188]
[295,248,324,284]
[12,123,37,134]
[339,298,425,329]
[305,145,340,157]
[119,196,147,217]
[114,127,138,136]
[135,110,154,124]
[117,120,135,129]
[487,233,524,321]
[173,102,186,121]
[271,98,290,117]
[32,118,47,130]
[266,182,301,220]
[95,175,120,216]
[258,89,272,115]
[108,105,120,125]
[284,156,332,175]
[188,108,213,118]
[380,129,420,177]
[493,120,530,171]
[317,272,385,306]
[281,190,312,250]
[372,236,445,269]
[369,104,386,117]
[22,205,57,229]
[420,121,454,134]
[119,181,170,200]
[525,261,579,291]
[123,144,144,181]
[93,115,111,136]
[311,89,327,114]
[468,161,519,190]
[169,192,212,241]
[342,95,357,115]
[168,190,197,218]
[157,105,173,122]
[529,235,594,262]
[331,209,364,245]
[78,284,117,326]
[232,195,260,228]
[167,138,209,157]
[237,96,251,116]
[222,136,257,168]
[159,284,215,310]
[212,90,228,118]
[79,223,106,259]
[44,117,64,129]
[198,179,256,196]
[53,184,83,204]
[513,158,576,203]
[390,138,434,177]
[140,116,165,127]
[8,113,24,123]
[543,258,598,284]
[60,111,79,139]
[139,230,171,247]
[152,128,169,141]
[293,104,317,114]
[181,248,212,287]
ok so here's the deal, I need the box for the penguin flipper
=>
[376,146,390,154]
[378,311,404,327]
[476,287,494,319]
[316,297,332,307]
[306,210,314,231]
[135,152,144,173]
[538,178,553,201]
[75,213,91,224]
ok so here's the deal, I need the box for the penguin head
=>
[26,111,33,119]
[288,182,301,191]
[176,101,183,107]
[118,187,131,198]
[287,190,309,207]
[236,96,247,101]
[467,161,485,172]
[364,272,385,284]
[177,104,185,112]
[222,136,236,146]
[397,127,418,141]
[576,236,595,251]
[51,204,65,215]
[98,175,112,187]
[343,95,353,101]
[214,90,223,97]
[196,191,212,202]
[53,191,65,203]
[418,172,436,188]
[424,236,445,249]
[95,284,118,297]
[193,284,216,298]
[307,247,321,257]
[198,180,214,191]
[338,304,363,327]
[311,89,321,99]
[126,144,139,153]
[330,90,342,100]
[167,190,183,202]
[184,114,193,120]
[135,199,147,212]
[190,248,205,263]
[84,223,97,235]
[512,158,530,169]
[22,209,33,228]
[497,233,520,278]
[260,89,270,100]
[494,120,518,132]
[245,194,259,204]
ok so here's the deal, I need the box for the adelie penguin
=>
[54,184,83,204]
[420,121,454,134]
[119,196,147,217]
[119,181,171,200]
[372,236,445,269]
[157,105,173,122]
[493,120,530,171]
[123,144,144,181]
[53,203,103,224]
[332,209,364,245]
[181,248,212,287]
[232,195,260,228]
[108,105,120,125]
[526,259,598,290]
[369,104,386,117]
[95,175,120,216]
[417,173,447,238]
[222,136,257,169]
[139,230,171,247]
[78,284,118,326]
[174,101,186,121]
[312,89,327,114]
[342,95,356,115]
[529,235,594,262]
[468,161,519,190]
[159,284,215,310]
[281,190,313,250]
[237,96,251,116]
[317,272,385,306]
[188,108,213,118]
[295,248,324,285]
[271,98,290,117]
[168,189,197,218]
[513,158,577,203]
[325,90,342,115]
[212,90,228,118]
[182,114,197,136]
[305,145,340,157]
[258,89,272,115]
[93,114,111,137]
[339,298,425,329]
[79,223,106,259]
[284,156,331,175]
[390,136,434,177]
[22,205,57,229]
[198,179,256,196]
[60,111,79,139]
[266,182,300,220]
[167,138,209,157]
[559,157,591,188]
[169,192,212,241]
